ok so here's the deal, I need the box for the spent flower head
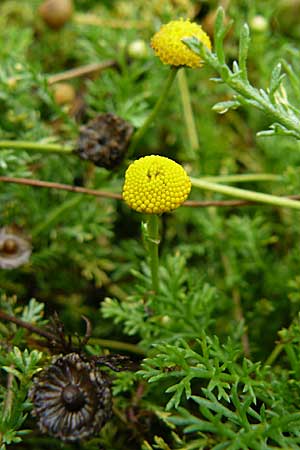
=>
[0,226,31,269]
[29,353,112,442]
[122,155,191,214]
[76,113,134,170]
[151,18,211,68]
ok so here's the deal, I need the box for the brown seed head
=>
[75,113,134,170]
[29,353,112,442]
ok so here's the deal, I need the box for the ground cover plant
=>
[2,0,300,449]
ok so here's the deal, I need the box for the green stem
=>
[201,173,280,183]
[146,214,160,293]
[196,44,300,139]
[190,177,300,210]
[128,67,178,157]
[87,337,145,355]
[3,367,14,420]
[31,195,82,237]
[177,68,199,158]
[265,343,284,366]
[285,344,300,377]
[0,140,73,154]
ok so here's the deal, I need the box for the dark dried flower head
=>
[75,113,134,169]
[0,226,31,269]
[29,353,112,442]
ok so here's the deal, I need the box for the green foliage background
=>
[2,0,300,449]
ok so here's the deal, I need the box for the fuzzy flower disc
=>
[151,19,211,68]
[123,155,191,214]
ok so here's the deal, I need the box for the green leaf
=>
[238,24,250,82]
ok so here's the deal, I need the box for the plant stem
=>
[190,177,300,211]
[285,344,300,377]
[265,343,284,366]
[2,175,300,209]
[146,214,160,293]
[0,309,55,341]
[0,140,73,154]
[31,195,82,238]
[177,68,199,158]
[201,173,280,183]
[48,60,117,84]
[3,370,14,420]
[128,67,178,157]
[88,338,145,355]
[0,309,144,356]
[0,176,122,199]
[194,41,300,139]
[221,252,250,357]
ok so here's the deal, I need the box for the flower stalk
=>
[191,177,300,210]
[201,173,280,183]
[0,140,73,154]
[31,195,82,238]
[177,68,199,158]
[145,214,160,293]
[127,67,178,157]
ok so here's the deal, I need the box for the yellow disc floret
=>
[123,155,191,214]
[151,18,211,68]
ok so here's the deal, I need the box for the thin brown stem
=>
[74,13,149,29]
[0,309,144,356]
[48,60,117,85]
[0,176,122,200]
[0,309,55,341]
[2,176,300,208]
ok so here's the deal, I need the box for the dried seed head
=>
[75,113,134,170]
[0,227,31,269]
[29,353,112,442]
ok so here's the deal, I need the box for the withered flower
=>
[0,226,31,269]
[29,353,112,442]
[75,113,134,169]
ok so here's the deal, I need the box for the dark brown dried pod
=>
[75,113,134,169]
[0,226,31,269]
[29,353,112,442]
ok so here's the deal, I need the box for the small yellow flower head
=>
[151,18,211,68]
[123,155,191,214]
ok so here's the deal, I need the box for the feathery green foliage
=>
[2,1,300,449]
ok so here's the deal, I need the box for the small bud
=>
[250,15,268,32]
[39,0,73,29]
[161,315,172,325]
[75,113,134,170]
[7,77,18,89]
[128,39,148,59]
[52,82,76,105]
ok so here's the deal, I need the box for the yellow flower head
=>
[151,18,211,68]
[123,155,191,214]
